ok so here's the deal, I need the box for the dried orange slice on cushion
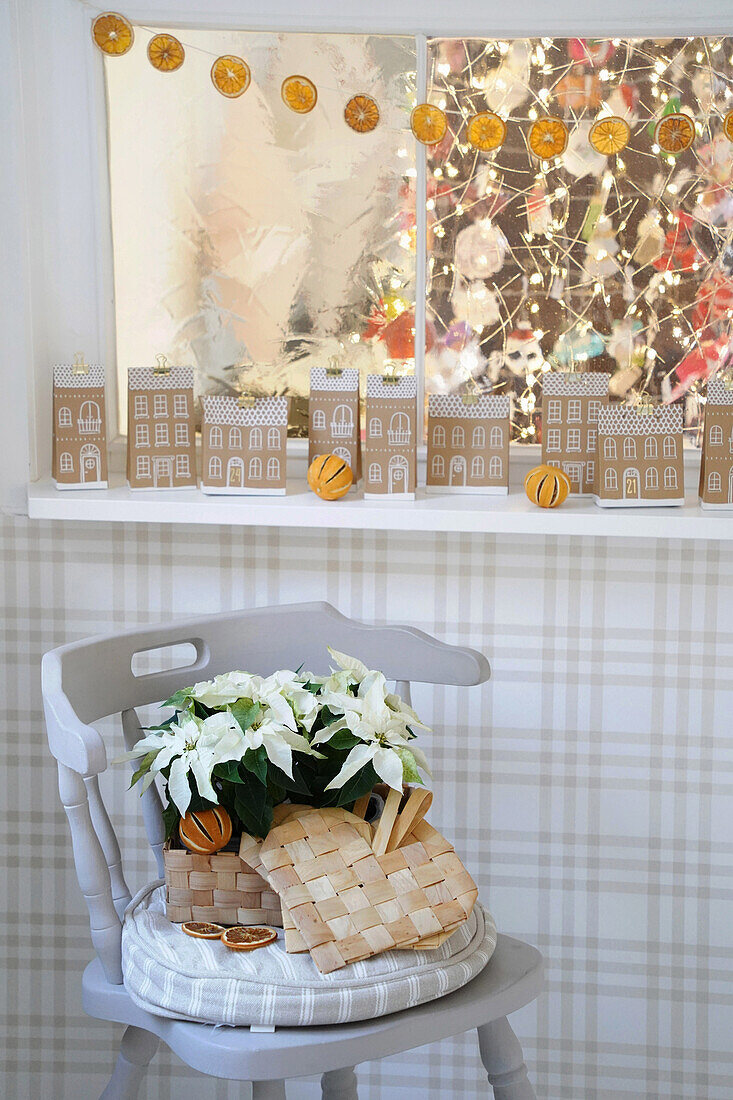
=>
[92,12,134,56]
[282,75,317,114]
[181,921,225,939]
[467,111,507,153]
[528,116,569,159]
[655,112,695,154]
[211,55,251,98]
[147,33,185,73]
[722,110,733,142]
[589,115,630,155]
[411,103,447,145]
[221,926,278,952]
[345,94,380,133]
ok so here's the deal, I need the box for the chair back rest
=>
[42,601,490,774]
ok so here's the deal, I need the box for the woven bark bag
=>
[163,841,282,927]
[243,791,477,974]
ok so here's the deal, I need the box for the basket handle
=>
[385,787,433,853]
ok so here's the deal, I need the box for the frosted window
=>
[105,29,416,436]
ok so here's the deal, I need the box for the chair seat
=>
[84,933,543,1082]
[121,881,497,1028]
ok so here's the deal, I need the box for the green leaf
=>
[212,760,245,784]
[230,700,260,733]
[234,774,273,839]
[129,750,158,789]
[160,689,193,709]
[320,762,379,809]
[161,802,180,841]
[144,715,178,732]
[300,681,321,695]
[322,729,360,753]
[395,746,424,786]
[242,745,268,786]
[267,758,313,797]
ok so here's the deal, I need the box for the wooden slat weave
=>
[257,808,477,973]
[163,841,282,926]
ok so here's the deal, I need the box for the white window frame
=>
[566,427,581,452]
[567,399,582,423]
[546,428,561,452]
[175,422,189,446]
[546,399,561,423]
[155,422,169,447]
[7,0,721,515]
[153,393,168,419]
[173,394,188,418]
[135,423,149,447]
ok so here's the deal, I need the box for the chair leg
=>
[321,1065,358,1099]
[100,1025,159,1100]
[251,1082,286,1100]
[477,1017,536,1100]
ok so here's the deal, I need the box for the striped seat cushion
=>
[122,881,497,1027]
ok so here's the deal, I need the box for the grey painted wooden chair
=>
[42,602,542,1099]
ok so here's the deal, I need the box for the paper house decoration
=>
[126,366,196,489]
[363,374,417,500]
[595,404,684,508]
[699,377,733,509]
[201,395,288,495]
[426,394,510,494]
[52,360,108,490]
[308,367,361,483]
[542,372,610,496]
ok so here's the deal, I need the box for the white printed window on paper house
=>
[126,367,196,490]
[699,378,733,509]
[427,393,510,495]
[595,405,684,509]
[201,395,289,496]
[52,363,108,491]
[363,375,417,500]
[308,368,361,484]
[541,373,610,496]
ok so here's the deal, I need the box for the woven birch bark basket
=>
[163,841,283,927]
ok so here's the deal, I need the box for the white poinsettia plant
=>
[121,649,430,839]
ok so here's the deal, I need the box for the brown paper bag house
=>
[363,373,417,499]
[309,365,361,483]
[201,395,288,495]
[426,393,510,494]
[699,375,733,509]
[541,371,610,496]
[595,403,684,508]
[52,356,108,490]
[126,361,197,489]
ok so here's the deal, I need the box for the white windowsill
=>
[26,446,733,539]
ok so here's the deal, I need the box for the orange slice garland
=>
[723,110,733,143]
[211,55,251,98]
[467,111,507,153]
[281,75,317,114]
[221,926,278,952]
[528,116,569,159]
[344,94,380,133]
[92,12,134,57]
[181,922,226,939]
[411,103,448,145]
[148,33,185,73]
[589,115,630,156]
[655,112,695,154]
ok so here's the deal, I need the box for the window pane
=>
[105,29,416,434]
[425,37,733,441]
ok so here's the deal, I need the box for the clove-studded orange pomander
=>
[307,454,353,500]
[178,806,233,854]
[524,464,571,509]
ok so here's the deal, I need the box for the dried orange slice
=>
[211,55,251,98]
[92,12,134,56]
[589,115,630,155]
[345,94,380,133]
[281,75,317,114]
[528,117,568,159]
[411,103,447,145]
[147,33,184,73]
[723,110,733,142]
[221,926,278,952]
[467,111,507,153]
[655,112,694,154]
[181,921,226,939]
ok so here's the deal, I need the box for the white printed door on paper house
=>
[201,396,289,496]
[363,375,417,500]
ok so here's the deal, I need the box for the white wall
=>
[2,513,732,1098]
